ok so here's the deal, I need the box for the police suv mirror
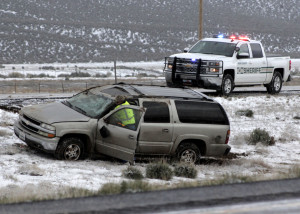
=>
[183,48,189,53]
[100,126,109,138]
[237,53,250,59]
[235,47,240,52]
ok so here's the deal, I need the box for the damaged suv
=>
[14,84,231,164]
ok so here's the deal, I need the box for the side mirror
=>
[183,48,189,53]
[237,53,250,59]
[100,126,109,138]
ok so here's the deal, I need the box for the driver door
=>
[95,106,145,163]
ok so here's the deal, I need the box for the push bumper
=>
[165,71,222,89]
[14,120,60,154]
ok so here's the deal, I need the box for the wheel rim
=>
[180,149,197,163]
[274,76,281,91]
[64,144,81,160]
[224,79,232,94]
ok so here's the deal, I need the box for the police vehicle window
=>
[239,44,249,54]
[250,43,263,58]
[143,101,170,123]
[175,101,229,125]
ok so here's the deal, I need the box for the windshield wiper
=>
[73,106,87,115]
[62,101,87,115]
[62,100,72,107]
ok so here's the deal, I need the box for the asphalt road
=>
[1,178,300,214]
[161,198,300,214]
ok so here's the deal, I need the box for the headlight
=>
[209,68,220,73]
[19,111,23,118]
[166,57,174,70]
[41,123,56,131]
[209,61,223,67]
[38,130,56,138]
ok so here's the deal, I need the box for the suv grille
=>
[23,114,41,126]
[20,114,42,134]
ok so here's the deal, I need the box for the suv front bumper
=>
[14,120,60,154]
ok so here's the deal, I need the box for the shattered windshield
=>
[189,41,236,57]
[63,91,113,118]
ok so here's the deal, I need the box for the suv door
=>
[137,99,174,154]
[95,106,145,163]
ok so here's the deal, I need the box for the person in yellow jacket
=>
[114,96,136,130]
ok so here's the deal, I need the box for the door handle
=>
[162,129,169,133]
[128,135,134,140]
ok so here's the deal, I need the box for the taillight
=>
[289,60,292,71]
[225,130,230,144]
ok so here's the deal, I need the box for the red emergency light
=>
[239,36,249,41]
[229,35,236,40]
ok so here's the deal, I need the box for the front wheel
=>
[218,74,234,96]
[176,142,200,164]
[266,72,282,94]
[166,81,181,88]
[55,137,84,161]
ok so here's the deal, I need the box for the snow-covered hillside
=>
[0,0,300,64]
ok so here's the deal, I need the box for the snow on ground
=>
[1,61,165,79]
[0,94,300,199]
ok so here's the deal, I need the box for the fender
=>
[171,134,209,154]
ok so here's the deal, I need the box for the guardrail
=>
[0,78,165,94]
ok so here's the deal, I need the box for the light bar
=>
[213,34,250,41]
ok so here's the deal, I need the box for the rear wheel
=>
[266,72,282,94]
[176,142,200,164]
[55,137,84,161]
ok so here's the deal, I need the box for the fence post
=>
[114,60,117,84]
[39,82,41,93]
[14,81,17,93]
[62,82,64,93]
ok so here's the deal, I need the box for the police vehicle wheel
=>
[267,72,282,94]
[220,74,234,96]
[166,81,180,88]
[55,137,84,161]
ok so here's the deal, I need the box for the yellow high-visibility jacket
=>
[114,101,135,126]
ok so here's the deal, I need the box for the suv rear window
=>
[143,101,170,123]
[175,101,229,125]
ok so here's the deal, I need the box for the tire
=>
[55,137,84,161]
[166,81,181,88]
[266,72,282,94]
[176,142,200,164]
[219,74,234,96]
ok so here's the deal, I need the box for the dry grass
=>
[0,184,94,204]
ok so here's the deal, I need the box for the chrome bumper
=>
[14,120,60,153]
